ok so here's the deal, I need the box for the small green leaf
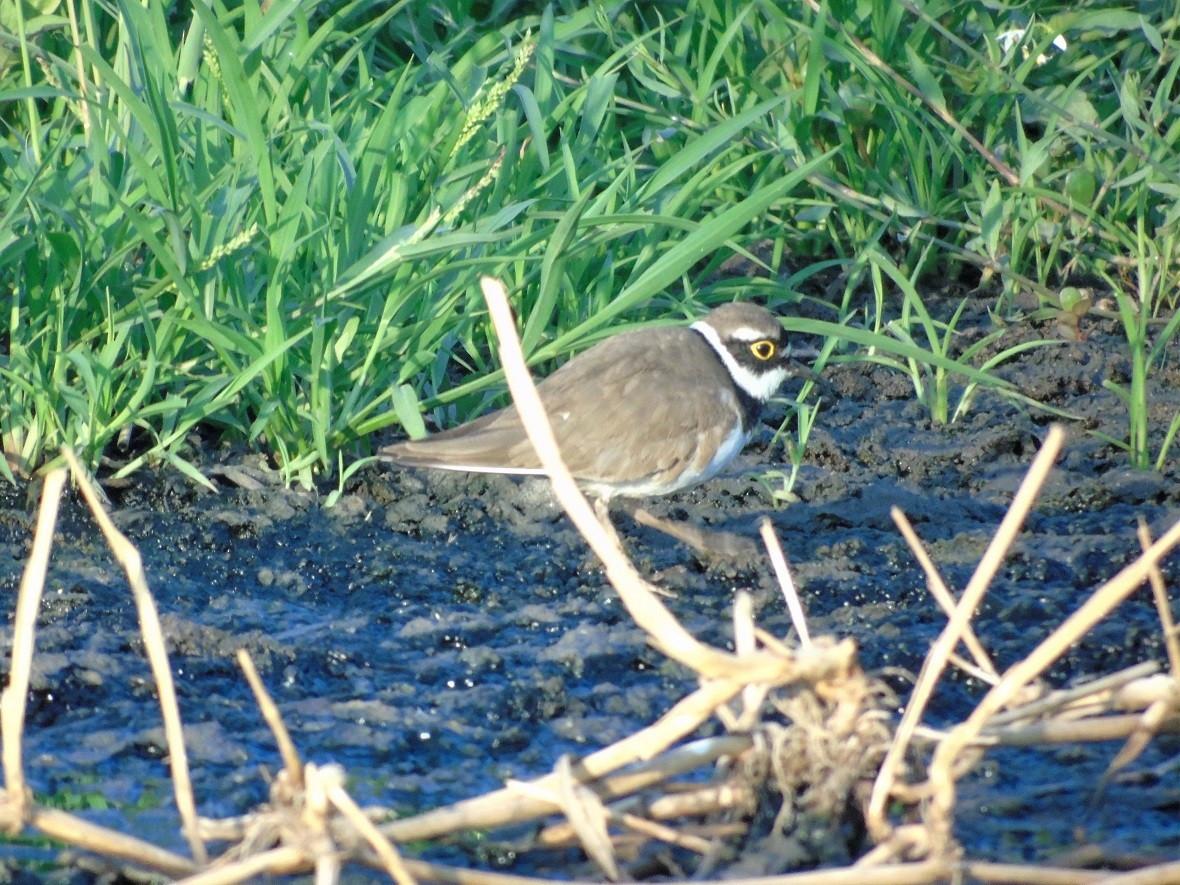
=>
[904,44,946,114]
[981,181,1004,257]
[392,384,427,439]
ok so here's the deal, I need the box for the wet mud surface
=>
[3,301,1180,878]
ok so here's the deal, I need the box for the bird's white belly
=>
[590,423,752,500]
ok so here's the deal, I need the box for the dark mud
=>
[3,300,1180,878]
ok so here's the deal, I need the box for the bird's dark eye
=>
[750,340,776,361]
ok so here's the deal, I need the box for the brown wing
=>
[383,325,745,490]
[534,327,746,486]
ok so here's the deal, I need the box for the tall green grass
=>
[2,0,1177,487]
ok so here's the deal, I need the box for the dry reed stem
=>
[926,513,1180,842]
[325,779,417,885]
[236,648,304,789]
[760,517,812,647]
[0,472,199,878]
[613,811,713,853]
[890,507,997,682]
[383,643,852,842]
[866,425,1064,845]
[33,805,197,877]
[586,734,752,801]
[537,780,756,849]
[946,651,998,685]
[1091,860,1180,885]
[173,845,308,885]
[383,677,752,842]
[1099,693,1179,789]
[1136,520,1180,676]
[647,782,756,819]
[985,662,1161,728]
[982,712,1180,746]
[1,467,66,830]
[508,755,619,880]
[1062,672,1175,716]
[733,591,770,730]
[962,861,1104,885]
[854,824,932,866]
[63,449,209,865]
[477,276,802,684]
[400,856,953,885]
[303,761,344,884]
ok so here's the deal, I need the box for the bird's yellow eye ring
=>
[750,340,777,361]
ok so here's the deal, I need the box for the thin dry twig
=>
[647,781,756,819]
[172,845,307,885]
[760,517,811,647]
[510,755,619,880]
[384,636,852,843]
[612,810,713,854]
[962,861,1104,885]
[1,467,67,831]
[731,591,771,730]
[237,649,304,789]
[586,734,753,803]
[400,856,953,885]
[985,662,1161,729]
[1098,695,1180,790]
[891,507,997,682]
[926,514,1180,844]
[982,712,1180,747]
[63,449,208,865]
[946,651,1000,685]
[303,762,342,885]
[325,778,417,885]
[867,425,1065,845]
[538,779,756,850]
[1091,859,1180,885]
[33,806,197,877]
[1137,519,1180,677]
[383,677,753,842]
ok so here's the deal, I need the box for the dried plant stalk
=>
[1,467,66,830]
[867,425,1064,845]
[172,845,307,885]
[399,855,953,885]
[33,806,197,877]
[1136,519,1180,676]
[962,861,1104,885]
[891,507,996,682]
[1087,858,1180,885]
[984,712,1180,746]
[592,734,752,800]
[237,649,304,789]
[985,662,1160,729]
[326,777,417,885]
[926,515,1180,843]
[385,640,853,841]
[760,517,811,647]
[647,782,757,819]
[63,450,208,865]
[384,677,751,842]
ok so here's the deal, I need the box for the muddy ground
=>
[2,298,1180,880]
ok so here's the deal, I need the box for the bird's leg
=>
[620,502,760,561]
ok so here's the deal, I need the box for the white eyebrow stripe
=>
[729,326,772,341]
